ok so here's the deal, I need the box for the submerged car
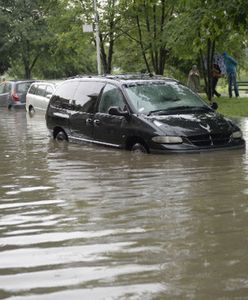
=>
[45,75,245,154]
[0,80,35,109]
[26,80,63,114]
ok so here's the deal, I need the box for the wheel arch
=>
[28,104,35,113]
[125,136,150,153]
[53,126,68,141]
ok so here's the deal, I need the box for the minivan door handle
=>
[93,119,100,126]
[86,118,93,126]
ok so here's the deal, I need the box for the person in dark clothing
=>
[212,64,222,97]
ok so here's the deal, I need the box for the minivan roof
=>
[2,79,35,83]
[29,80,63,85]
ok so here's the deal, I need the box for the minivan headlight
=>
[231,130,242,139]
[152,136,183,144]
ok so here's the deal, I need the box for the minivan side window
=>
[0,83,4,93]
[46,85,54,96]
[51,81,79,109]
[4,83,11,93]
[73,81,105,113]
[29,84,37,95]
[98,84,126,114]
[55,81,79,100]
[37,84,46,97]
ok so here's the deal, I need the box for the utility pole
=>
[93,0,101,75]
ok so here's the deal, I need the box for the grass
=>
[199,78,248,117]
[214,96,248,117]
[201,94,248,118]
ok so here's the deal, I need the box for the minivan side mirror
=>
[211,102,218,110]
[108,106,130,118]
[88,93,99,100]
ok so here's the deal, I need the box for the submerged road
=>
[0,109,248,299]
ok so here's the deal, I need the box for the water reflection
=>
[0,110,248,299]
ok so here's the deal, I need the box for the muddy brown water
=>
[0,109,248,300]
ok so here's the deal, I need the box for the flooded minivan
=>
[26,80,63,114]
[45,75,245,154]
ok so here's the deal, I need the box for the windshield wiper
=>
[147,109,170,116]
[147,106,210,116]
[165,106,210,112]
[165,105,196,111]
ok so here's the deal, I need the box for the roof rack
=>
[66,74,96,80]
[66,73,177,82]
[105,73,168,80]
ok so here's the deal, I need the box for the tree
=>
[42,0,96,78]
[167,0,248,101]
[0,10,10,75]
[78,0,124,74]
[0,0,60,79]
[0,0,97,78]
[118,0,178,75]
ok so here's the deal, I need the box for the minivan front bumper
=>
[149,138,246,154]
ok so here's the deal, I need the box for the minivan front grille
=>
[187,133,231,147]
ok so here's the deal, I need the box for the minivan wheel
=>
[29,106,35,115]
[55,130,68,141]
[131,143,148,154]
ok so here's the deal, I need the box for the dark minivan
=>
[45,75,245,154]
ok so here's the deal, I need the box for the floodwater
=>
[0,109,248,300]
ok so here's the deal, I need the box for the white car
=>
[26,80,62,113]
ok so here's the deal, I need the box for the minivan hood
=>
[146,111,233,136]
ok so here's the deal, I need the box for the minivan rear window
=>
[17,82,32,93]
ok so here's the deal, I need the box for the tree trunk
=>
[200,38,215,102]
[136,15,151,73]
[98,0,116,74]
[99,33,107,74]
[143,0,169,75]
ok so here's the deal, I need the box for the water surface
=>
[0,109,248,299]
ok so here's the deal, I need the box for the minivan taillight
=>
[12,93,19,101]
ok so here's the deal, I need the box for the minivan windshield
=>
[124,81,210,115]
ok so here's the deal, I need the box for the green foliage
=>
[0,0,248,80]
[40,0,96,78]
[0,0,97,78]
[0,0,59,78]
[0,10,10,74]
[166,0,248,100]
